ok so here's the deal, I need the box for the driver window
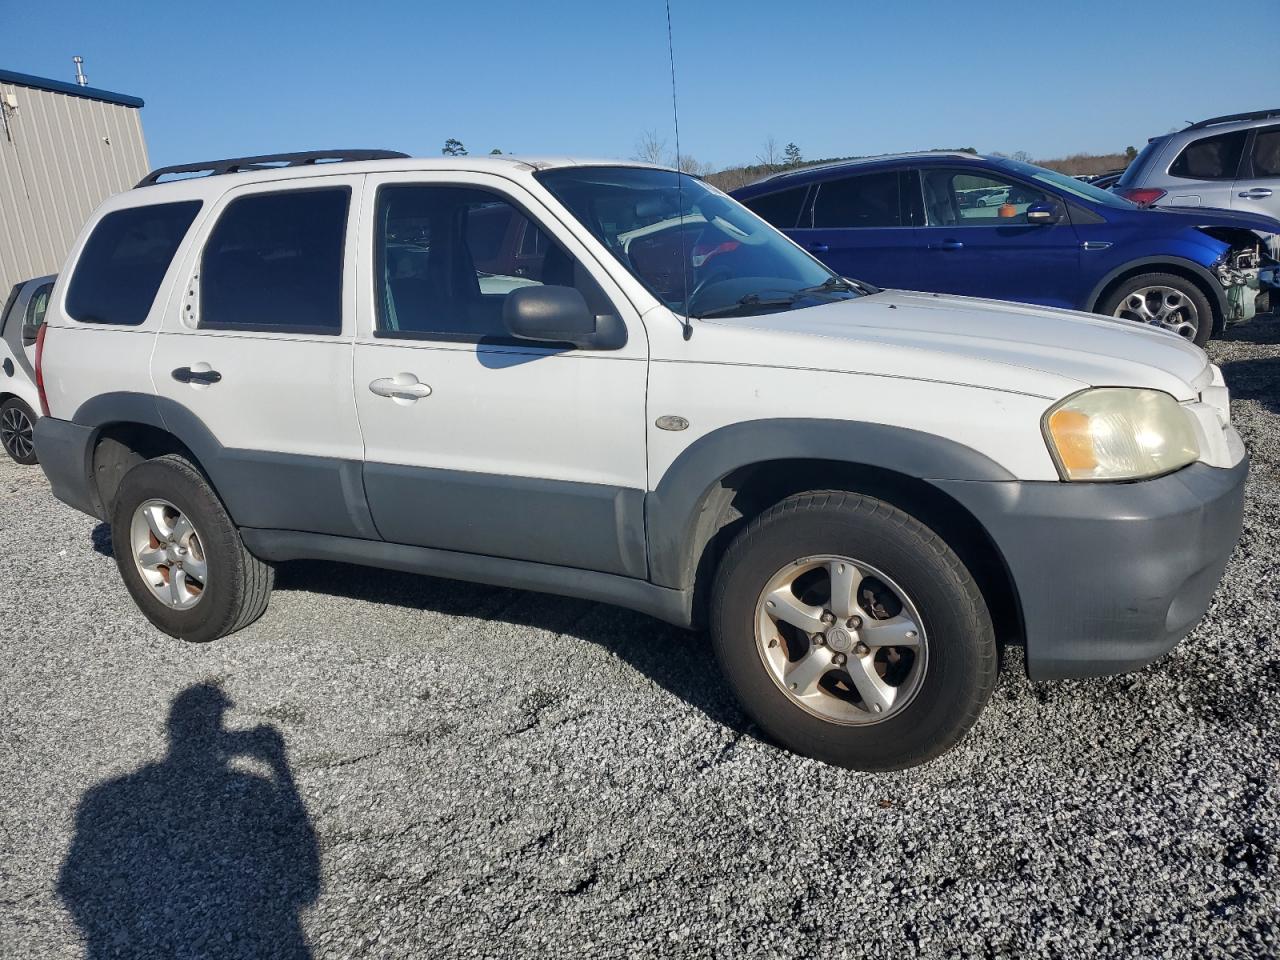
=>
[922,170,1048,226]
[375,184,610,340]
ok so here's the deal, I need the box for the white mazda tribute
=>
[32,151,1248,769]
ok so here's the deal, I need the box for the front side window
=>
[66,201,201,325]
[742,186,809,229]
[1250,126,1280,177]
[811,171,905,229]
[374,184,610,339]
[536,166,855,320]
[921,170,1048,226]
[201,188,349,334]
[1169,131,1248,181]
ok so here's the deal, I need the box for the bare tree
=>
[675,153,710,176]
[633,130,667,165]
[755,136,780,168]
[1011,150,1033,163]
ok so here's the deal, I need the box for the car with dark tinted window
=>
[1115,109,1280,222]
[733,152,1279,345]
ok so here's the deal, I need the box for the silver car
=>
[1115,109,1280,223]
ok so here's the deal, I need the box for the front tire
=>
[710,491,997,770]
[0,397,38,465]
[1100,272,1214,346]
[110,455,273,642]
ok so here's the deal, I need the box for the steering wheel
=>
[686,269,733,314]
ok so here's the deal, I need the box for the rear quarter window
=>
[65,201,202,325]
[1169,131,1248,181]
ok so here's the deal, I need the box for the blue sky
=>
[7,0,1277,170]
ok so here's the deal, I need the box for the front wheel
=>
[110,454,273,642]
[1100,272,1214,346]
[710,491,997,770]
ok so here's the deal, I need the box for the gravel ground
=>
[2,319,1278,960]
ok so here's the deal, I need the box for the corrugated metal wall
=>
[0,81,148,295]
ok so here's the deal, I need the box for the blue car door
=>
[787,169,922,289]
[915,167,1081,308]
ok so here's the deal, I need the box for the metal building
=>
[0,68,149,296]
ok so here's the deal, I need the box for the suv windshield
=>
[1002,159,1137,209]
[536,166,859,319]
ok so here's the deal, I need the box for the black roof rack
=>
[135,149,410,188]
[1186,109,1280,131]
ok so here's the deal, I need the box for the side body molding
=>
[644,418,1017,591]
[72,392,379,539]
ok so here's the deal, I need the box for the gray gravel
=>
[2,319,1279,960]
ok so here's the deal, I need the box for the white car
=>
[32,151,1247,770]
[0,274,55,464]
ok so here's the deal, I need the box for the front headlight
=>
[1043,388,1200,481]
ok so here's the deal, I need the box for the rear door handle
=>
[369,374,432,401]
[1239,188,1273,199]
[928,240,965,251]
[171,365,221,385]
[807,242,829,253]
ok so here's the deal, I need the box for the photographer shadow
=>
[58,683,319,959]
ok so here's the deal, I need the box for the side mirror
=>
[1025,201,1063,224]
[21,322,41,346]
[503,285,598,347]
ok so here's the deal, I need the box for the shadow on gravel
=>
[275,559,754,737]
[90,522,112,557]
[1219,312,1280,346]
[1218,357,1280,415]
[58,683,319,959]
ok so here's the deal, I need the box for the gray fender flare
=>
[644,418,1016,591]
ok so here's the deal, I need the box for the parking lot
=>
[0,319,1275,959]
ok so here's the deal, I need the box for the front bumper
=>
[935,458,1247,680]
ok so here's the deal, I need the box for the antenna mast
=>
[664,0,693,340]
[72,56,88,87]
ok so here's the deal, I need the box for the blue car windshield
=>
[535,166,859,320]
[1003,159,1137,209]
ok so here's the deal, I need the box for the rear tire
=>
[710,491,997,770]
[0,397,38,465]
[110,455,273,642]
[1099,272,1214,347]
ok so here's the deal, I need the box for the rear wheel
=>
[110,455,273,642]
[1100,272,1214,346]
[710,491,997,770]
[0,398,38,465]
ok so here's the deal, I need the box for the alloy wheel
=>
[1113,285,1199,339]
[755,555,928,725]
[0,405,34,461]
[129,499,208,610]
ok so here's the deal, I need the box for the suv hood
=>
[1141,204,1280,237]
[717,290,1210,401]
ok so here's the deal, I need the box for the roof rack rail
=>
[1186,109,1280,131]
[135,149,410,188]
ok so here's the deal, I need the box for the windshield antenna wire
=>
[665,0,693,340]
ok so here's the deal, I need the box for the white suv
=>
[33,150,1248,769]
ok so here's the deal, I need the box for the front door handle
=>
[1239,188,1273,199]
[928,240,965,251]
[369,374,432,401]
[171,365,222,385]
[807,242,830,253]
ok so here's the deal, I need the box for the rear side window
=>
[201,188,349,334]
[66,201,201,325]
[812,172,903,228]
[25,282,54,327]
[1169,131,1247,180]
[1251,127,1280,177]
[742,186,808,229]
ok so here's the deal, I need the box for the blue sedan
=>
[732,153,1279,345]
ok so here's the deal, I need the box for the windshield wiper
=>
[694,292,803,320]
[802,276,879,296]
